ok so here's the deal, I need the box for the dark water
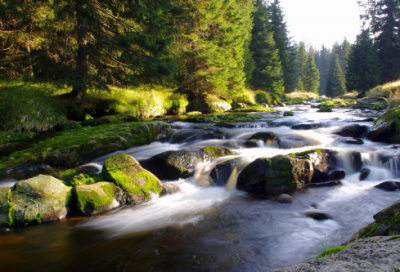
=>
[1,106,400,272]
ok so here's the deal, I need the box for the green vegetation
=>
[320,98,356,108]
[232,106,276,112]
[375,107,400,133]
[325,55,347,97]
[283,111,294,116]
[183,113,262,124]
[202,146,233,158]
[74,182,115,214]
[316,246,349,258]
[284,98,305,105]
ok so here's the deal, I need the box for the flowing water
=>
[1,105,400,272]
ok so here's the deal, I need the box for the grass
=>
[316,246,349,258]
[232,105,276,112]
[368,79,400,108]
[284,90,319,100]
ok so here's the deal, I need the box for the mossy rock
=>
[74,182,121,215]
[80,114,140,127]
[367,107,400,143]
[0,187,11,225]
[102,153,164,199]
[0,122,171,171]
[237,155,313,195]
[186,94,232,113]
[186,111,202,116]
[334,124,369,138]
[283,111,294,116]
[318,107,333,112]
[202,146,232,158]
[232,106,276,112]
[244,140,259,148]
[249,132,277,142]
[8,175,72,224]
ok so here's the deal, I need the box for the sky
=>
[278,0,365,49]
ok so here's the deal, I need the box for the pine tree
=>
[325,54,346,97]
[360,0,400,83]
[268,0,296,93]
[295,42,307,91]
[338,39,351,75]
[346,29,381,94]
[250,0,284,96]
[317,45,331,95]
[304,52,320,93]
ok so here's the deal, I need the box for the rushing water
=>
[1,105,400,272]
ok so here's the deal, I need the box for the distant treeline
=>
[0,0,399,100]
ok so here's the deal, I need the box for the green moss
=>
[283,111,294,116]
[358,222,382,239]
[107,171,145,195]
[2,202,14,225]
[376,107,400,133]
[320,98,356,108]
[202,146,233,158]
[290,149,323,159]
[75,183,115,214]
[284,98,305,105]
[316,246,349,258]
[166,157,192,179]
[133,171,162,195]
[23,210,43,225]
[186,111,202,116]
[318,107,333,112]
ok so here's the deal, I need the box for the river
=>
[0,105,399,271]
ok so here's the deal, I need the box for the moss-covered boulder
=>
[80,114,140,127]
[186,94,232,113]
[0,187,11,224]
[334,124,369,138]
[349,199,400,241]
[249,132,277,142]
[237,155,313,195]
[283,111,294,116]
[2,164,53,180]
[102,153,164,201]
[9,175,72,224]
[0,121,172,172]
[142,146,233,180]
[74,182,122,215]
[317,107,333,112]
[367,107,400,143]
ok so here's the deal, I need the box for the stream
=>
[1,105,400,271]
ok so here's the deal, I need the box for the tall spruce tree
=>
[295,42,307,91]
[268,0,296,93]
[250,0,284,96]
[338,39,351,75]
[316,45,331,95]
[346,29,381,94]
[325,54,346,97]
[360,0,400,83]
[304,52,320,93]
[173,0,254,98]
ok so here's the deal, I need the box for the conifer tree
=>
[268,0,296,93]
[250,0,284,96]
[325,54,346,97]
[317,45,331,95]
[304,53,320,93]
[346,29,381,94]
[360,0,400,83]
[295,42,307,91]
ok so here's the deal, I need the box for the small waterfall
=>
[225,167,238,191]
[382,156,400,178]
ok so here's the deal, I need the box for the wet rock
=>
[269,119,299,128]
[0,187,11,224]
[1,165,53,180]
[186,94,232,113]
[237,155,313,195]
[374,181,400,191]
[74,182,122,215]
[170,130,225,143]
[283,111,294,116]
[367,107,400,144]
[276,194,293,203]
[306,212,331,220]
[359,168,371,181]
[142,146,233,180]
[102,154,164,200]
[249,132,277,142]
[209,159,240,186]
[334,124,369,138]
[305,180,342,188]
[9,175,72,224]
[329,168,346,180]
[277,134,321,149]
[339,137,364,145]
[351,151,363,172]
[223,141,242,149]
[244,140,259,148]
[215,122,237,128]
[291,122,321,130]
[160,183,181,196]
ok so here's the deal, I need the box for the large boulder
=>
[74,182,123,215]
[102,154,164,202]
[277,134,321,149]
[237,155,314,195]
[351,97,390,110]
[367,107,400,143]
[334,124,369,138]
[350,199,400,240]
[142,146,233,180]
[0,187,11,224]
[291,122,321,130]
[9,175,72,224]
[186,94,232,113]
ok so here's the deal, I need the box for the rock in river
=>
[334,124,369,138]
[374,181,400,191]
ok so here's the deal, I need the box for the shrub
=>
[230,88,256,105]
[255,90,272,104]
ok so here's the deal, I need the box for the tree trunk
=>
[69,3,89,101]
[26,43,34,78]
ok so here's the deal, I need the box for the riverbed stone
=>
[351,97,390,110]
[249,132,277,142]
[291,122,321,130]
[12,175,72,223]
[277,134,321,149]
[367,107,400,143]
[74,182,122,215]
[375,181,400,191]
[0,187,10,224]
[306,212,331,220]
[102,153,164,200]
[142,146,232,180]
[359,168,371,181]
[276,194,293,203]
[334,124,369,138]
